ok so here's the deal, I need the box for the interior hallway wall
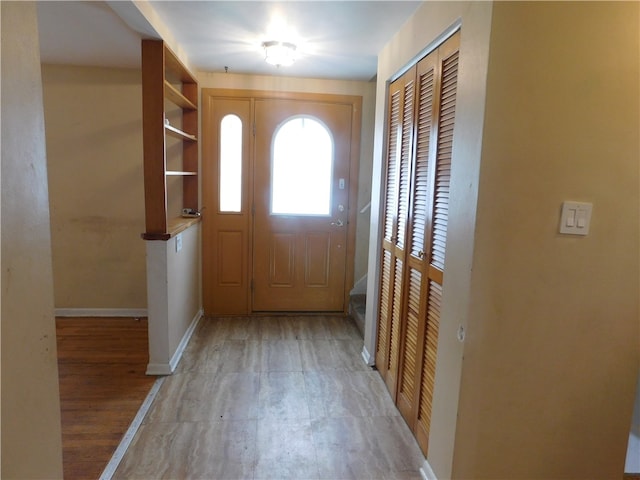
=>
[454,2,639,478]
[41,65,147,310]
[1,2,64,477]
[198,72,376,286]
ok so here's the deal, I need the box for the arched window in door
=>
[271,116,333,215]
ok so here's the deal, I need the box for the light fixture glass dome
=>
[262,41,297,67]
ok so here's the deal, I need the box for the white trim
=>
[99,376,166,480]
[361,345,374,366]
[349,274,368,296]
[145,362,173,376]
[145,309,202,376]
[169,309,202,372]
[390,19,462,83]
[55,308,148,318]
[420,459,438,480]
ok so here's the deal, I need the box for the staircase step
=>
[349,294,366,336]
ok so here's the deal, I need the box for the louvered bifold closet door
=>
[414,31,460,456]
[375,30,460,457]
[395,52,437,425]
[375,66,416,394]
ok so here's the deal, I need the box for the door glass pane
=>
[271,116,333,215]
[220,114,242,212]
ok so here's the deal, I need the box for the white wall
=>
[1,2,64,477]
[146,223,201,374]
[168,225,201,355]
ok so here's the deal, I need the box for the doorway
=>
[202,90,362,315]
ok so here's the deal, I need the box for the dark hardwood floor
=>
[56,317,156,480]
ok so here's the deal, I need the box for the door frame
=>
[201,89,362,315]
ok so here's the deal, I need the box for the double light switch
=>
[559,201,592,235]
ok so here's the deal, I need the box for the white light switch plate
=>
[559,201,592,235]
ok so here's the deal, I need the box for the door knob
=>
[331,219,344,227]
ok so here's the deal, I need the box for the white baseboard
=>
[145,309,202,376]
[145,362,173,376]
[169,309,202,372]
[420,459,437,480]
[55,308,148,318]
[361,345,374,366]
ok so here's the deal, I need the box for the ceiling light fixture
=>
[262,40,297,67]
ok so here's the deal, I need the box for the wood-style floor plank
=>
[56,317,155,480]
[114,316,426,480]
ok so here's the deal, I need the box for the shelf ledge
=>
[165,124,197,142]
[164,80,197,110]
[166,170,197,176]
[141,216,201,241]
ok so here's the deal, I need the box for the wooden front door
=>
[202,91,361,315]
[252,100,353,312]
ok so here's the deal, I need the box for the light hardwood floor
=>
[113,315,425,479]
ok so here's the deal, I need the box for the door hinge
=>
[250,279,254,291]
[252,203,255,215]
[253,123,256,136]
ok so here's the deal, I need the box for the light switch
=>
[559,201,592,235]
[565,209,576,227]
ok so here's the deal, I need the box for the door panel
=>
[415,280,443,453]
[376,91,400,377]
[253,99,353,312]
[376,249,392,367]
[376,66,416,396]
[415,39,459,455]
[305,233,331,287]
[397,48,437,428]
[269,233,296,286]
[202,98,252,314]
[218,231,244,285]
